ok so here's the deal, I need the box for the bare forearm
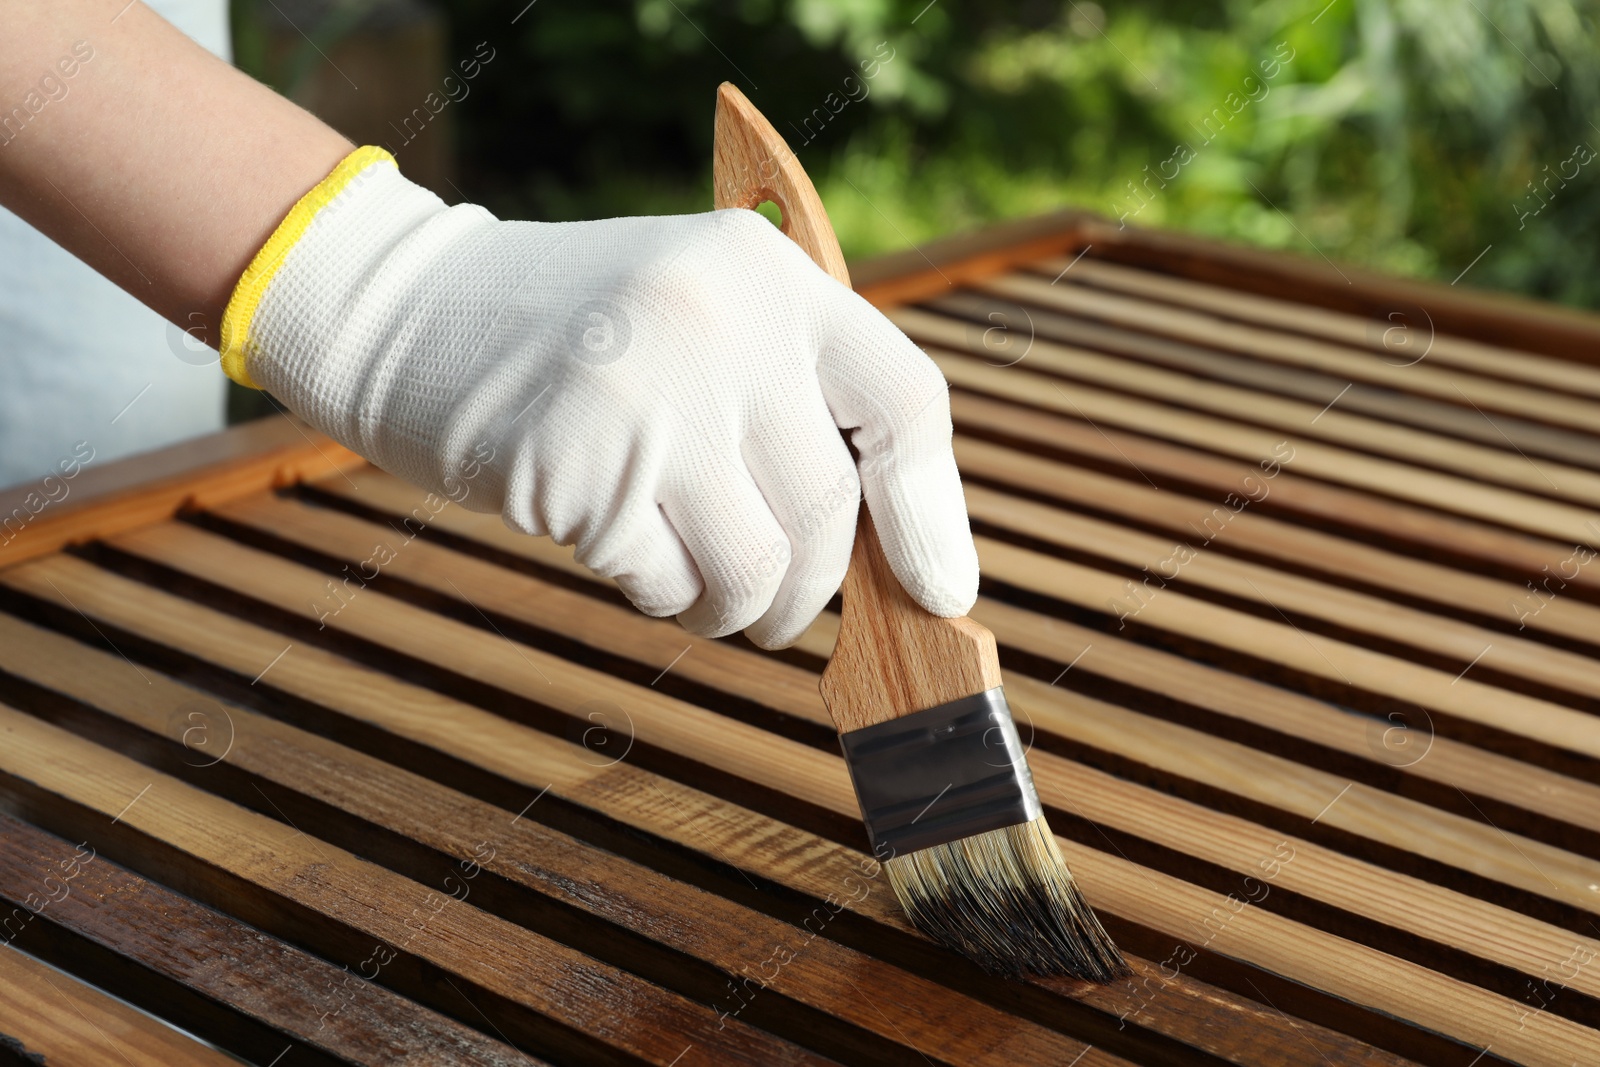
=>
[0,0,351,345]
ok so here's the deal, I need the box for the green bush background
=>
[235,0,1600,308]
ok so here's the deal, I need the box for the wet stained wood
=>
[0,612,1116,1067]
[0,940,237,1067]
[0,705,830,1067]
[0,812,544,1067]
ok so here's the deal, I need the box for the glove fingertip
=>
[903,553,979,619]
[868,490,980,620]
[742,609,817,651]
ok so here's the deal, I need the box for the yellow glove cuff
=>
[218,145,396,389]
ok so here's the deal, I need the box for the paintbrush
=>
[712,82,1126,981]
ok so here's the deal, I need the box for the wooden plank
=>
[1053,839,1600,1065]
[1017,733,1600,1004]
[308,467,622,587]
[304,468,866,666]
[0,708,828,1066]
[933,288,1600,473]
[83,516,1600,903]
[0,812,543,1067]
[901,321,1600,547]
[0,613,1118,1067]
[848,211,1093,309]
[0,942,237,1066]
[207,492,832,731]
[969,273,1600,436]
[1073,217,1600,366]
[1037,257,1600,401]
[970,535,1600,767]
[1009,669,1600,919]
[901,304,1600,508]
[944,374,1600,586]
[964,483,1600,706]
[33,525,1597,1061]
[0,548,1425,1064]
[208,489,1600,864]
[0,416,362,569]
[302,467,1600,847]
[96,520,858,818]
[971,596,1600,847]
[952,436,1600,647]
[192,494,1600,995]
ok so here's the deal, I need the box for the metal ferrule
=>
[840,687,1041,858]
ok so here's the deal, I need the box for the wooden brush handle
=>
[711,83,1001,735]
[712,83,851,285]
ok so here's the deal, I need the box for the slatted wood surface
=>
[2,225,1599,1066]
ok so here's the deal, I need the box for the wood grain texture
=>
[966,281,1600,472]
[819,505,1003,730]
[951,436,1600,646]
[1071,214,1600,365]
[110,493,1600,947]
[0,551,1435,1067]
[305,466,1600,839]
[0,414,361,568]
[713,83,850,285]
[963,483,1600,708]
[915,296,1600,506]
[0,943,238,1067]
[0,703,830,1067]
[970,272,1600,436]
[0,812,543,1067]
[75,509,1599,1033]
[1035,257,1600,400]
[911,324,1600,547]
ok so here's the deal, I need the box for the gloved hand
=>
[220,147,978,649]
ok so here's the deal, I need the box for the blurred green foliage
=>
[236,0,1600,307]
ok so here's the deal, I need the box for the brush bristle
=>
[884,816,1128,981]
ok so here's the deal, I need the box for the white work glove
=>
[220,147,978,649]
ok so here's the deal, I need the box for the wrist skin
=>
[0,0,353,348]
